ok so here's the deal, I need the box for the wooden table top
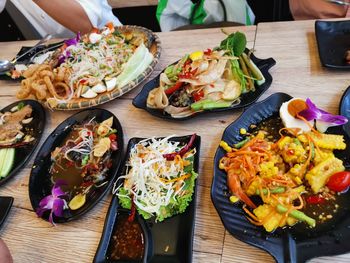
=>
[0,19,349,263]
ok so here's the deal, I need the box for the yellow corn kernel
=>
[240,128,247,135]
[256,131,265,139]
[220,141,232,152]
[229,195,239,203]
[189,51,203,61]
[278,136,291,150]
[293,176,302,185]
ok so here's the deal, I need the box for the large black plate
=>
[0,196,14,230]
[315,20,350,69]
[340,85,350,138]
[94,134,201,263]
[29,108,124,223]
[132,51,276,120]
[211,93,350,263]
[0,100,46,186]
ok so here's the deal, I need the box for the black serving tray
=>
[315,20,350,69]
[133,50,275,120]
[94,135,201,263]
[0,196,14,230]
[211,92,350,263]
[0,100,46,186]
[340,85,350,138]
[29,108,124,223]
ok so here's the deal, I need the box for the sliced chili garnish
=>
[165,81,183,95]
[306,195,325,205]
[128,199,136,222]
[204,48,212,55]
[163,134,196,160]
[192,90,204,102]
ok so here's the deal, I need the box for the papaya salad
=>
[146,31,265,118]
[219,98,348,232]
[114,134,197,222]
[16,24,154,108]
[36,117,119,224]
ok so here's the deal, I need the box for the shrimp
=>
[227,169,257,209]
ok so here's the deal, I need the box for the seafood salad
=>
[16,24,154,108]
[219,98,349,232]
[36,117,119,224]
[114,134,198,222]
[146,31,265,118]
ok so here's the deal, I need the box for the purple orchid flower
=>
[57,32,80,65]
[298,98,348,132]
[36,179,68,225]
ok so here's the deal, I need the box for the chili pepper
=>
[179,68,198,79]
[79,79,87,85]
[306,195,325,205]
[287,149,295,155]
[204,48,212,55]
[192,89,204,102]
[109,134,117,141]
[128,199,136,222]
[165,81,183,95]
[163,134,196,160]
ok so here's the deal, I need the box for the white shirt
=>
[0,0,122,38]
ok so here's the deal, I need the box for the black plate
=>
[0,100,46,186]
[211,92,350,263]
[0,41,63,79]
[0,196,14,230]
[29,108,124,223]
[94,134,201,263]
[340,85,350,137]
[132,51,276,120]
[315,20,350,69]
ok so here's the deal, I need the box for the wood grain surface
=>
[0,19,349,263]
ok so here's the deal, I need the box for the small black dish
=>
[315,20,350,69]
[29,108,124,223]
[132,51,276,120]
[0,100,46,186]
[0,41,64,79]
[340,85,350,138]
[0,196,14,230]
[211,92,350,263]
[94,135,201,263]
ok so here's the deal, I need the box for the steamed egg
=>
[279,98,313,132]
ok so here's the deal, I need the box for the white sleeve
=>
[0,0,7,13]
[75,0,122,28]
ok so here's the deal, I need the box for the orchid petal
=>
[318,113,348,125]
[52,199,65,217]
[39,195,54,209]
[49,211,55,226]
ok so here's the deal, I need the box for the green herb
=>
[220,31,247,56]
[17,102,25,110]
[81,155,89,166]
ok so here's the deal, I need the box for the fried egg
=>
[279,98,313,132]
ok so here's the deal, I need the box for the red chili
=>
[179,68,198,79]
[306,195,325,205]
[165,81,183,95]
[327,171,350,192]
[192,90,204,102]
[287,149,294,155]
[109,134,117,141]
[163,133,196,160]
[79,79,87,84]
[204,48,212,55]
[128,200,136,222]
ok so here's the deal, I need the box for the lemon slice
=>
[69,194,86,210]
[94,137,111,157]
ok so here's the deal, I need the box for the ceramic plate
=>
[0,100,46,186]
[340,85,350,137]
[132,51,275,120]
[94,135,201,263]
[211,92,350,263]
[315,20,350,69]
[29,108,124,223]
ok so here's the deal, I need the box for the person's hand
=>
[0,238,13,263]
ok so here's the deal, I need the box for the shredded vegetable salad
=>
[114,135,197,222]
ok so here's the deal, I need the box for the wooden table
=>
[0,20,349,263]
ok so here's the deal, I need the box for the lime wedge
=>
[69,193,86,210]
[0,148,15,178]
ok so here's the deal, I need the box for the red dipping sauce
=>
[109,214,145,261]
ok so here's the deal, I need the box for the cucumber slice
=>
[0,149,7,173]
[0,148,15,178]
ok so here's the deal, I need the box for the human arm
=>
[33,0,93,34]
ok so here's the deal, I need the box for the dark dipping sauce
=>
[109,214,145,261]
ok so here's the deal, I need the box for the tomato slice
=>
[326,171,350,192]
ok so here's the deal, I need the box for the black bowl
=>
[94,135,201,263]
[132,51,276,120]
[211,92,350,263]
[0,196,14,230]
[340,85,350,138]
[0,100,46,186]
[29,108,124,223]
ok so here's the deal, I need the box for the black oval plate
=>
[29,108,124,223]
[0,100,46,186]
[94,135,201,263]
[315,20,350,69]
[211,92,350,263]
[340,85,350,138]
[132,51,276,120]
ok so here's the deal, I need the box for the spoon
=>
[0,34,52,73]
